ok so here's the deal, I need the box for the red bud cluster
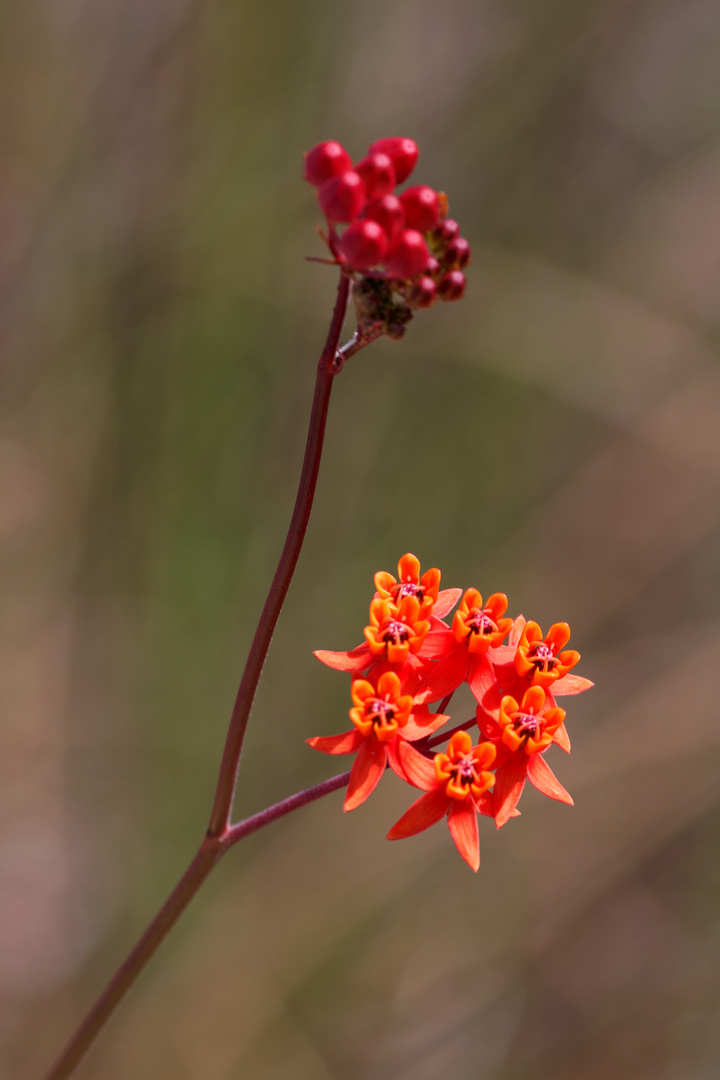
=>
[303,137,472,341]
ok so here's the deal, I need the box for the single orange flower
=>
[514,620,580,688]
[387,731,497,871]
[364,594,433,664]
[487,686,573,827]
[374,552,461,619]
[452,589,513,653]
[307,670,447,811]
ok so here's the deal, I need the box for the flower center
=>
[395,581,423,601]
[527,642,557,672]
[513,712,538,737]
[383,620,411,645]
[467,610,497,636]
[369,699,395,725]
[451,755,479,787]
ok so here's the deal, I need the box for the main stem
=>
[44,274,351,1080]
[208,272,350,835]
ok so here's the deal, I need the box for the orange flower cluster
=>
[308,554,593,871]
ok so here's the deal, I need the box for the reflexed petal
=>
[508,615,526,647]
[552,721,571,753]
[494,755,528,827]
[468,653,500,712]
[307,730,365,755]
[433,588,463,619]
[527,753,573,805]
[414,647,467,703]
[402,707,448,741]
[314,645,371,672]
[387,787,448,839]
[397,739,437,790]
[447,800,480,871]
[344,739,387,810]
[418,622,455,659]
[552,673,594,696]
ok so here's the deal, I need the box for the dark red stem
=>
[208,272,350,836]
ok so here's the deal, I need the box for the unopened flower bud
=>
[442,237,471,270]
[399,185,441,233]
[385,229,429,279]
[303,141,353,187]
[354,153,396,200]
[430,218,460,248]
[318,171,366,223]
[337,220,388,270]
[365,195,405,242]
[408,276,437,309]
[368,137,419,184]
[437,270,466,301]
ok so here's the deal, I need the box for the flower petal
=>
[552,721,571,753]
[494,754,528,828]
[508,615,526,647]
[314,644,372,672]
[447,800,480,872]
[414,647,467,703]
[527,753,573,805]
[468,653,500,712]
[433,588,463,619]
[402,707,449,741]
[387,787,448,839]
[397,739,438,790]
[344,739,387,811]
[552,673,594,696]
[306,730,365,755]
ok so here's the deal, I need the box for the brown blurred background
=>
[3,0,720,1077]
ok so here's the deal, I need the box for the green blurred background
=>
[3,0,720,1077]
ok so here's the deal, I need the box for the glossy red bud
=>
[408,276,437,309]
[442,237,471,269]
[384,229,430,279]
[364,195,405,242]
[425,255,441,276]
[431,218,460,246]
[437,270,466,301]
[303,141,353,187]
[399,185,441,233]
[318,171,366,223]
[337,220,389,270]
[354,153,396,200]
[368,137,419,184]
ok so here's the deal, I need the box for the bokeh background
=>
[3,1,720,1077]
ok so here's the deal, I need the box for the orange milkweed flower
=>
[364,594,433,664]
[374,552,462,619]
[307,670,447,811]
[387,731,497,871]
[485,686,573,828]
[514,620,580,688]
[413,590,512,705]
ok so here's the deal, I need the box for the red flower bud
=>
[354,153,396,200]
[425,255,441,277]
[384,229,430,279]
[368,137,419,184]
[318,171,366,223]
[431,218,460,246]
[437,270,466,301]
[337,220,389,270]
[364,195,405,242]
[442,237,471,269]
[408,275,437,309]
[399,185,441,233]
[303,141,353,187]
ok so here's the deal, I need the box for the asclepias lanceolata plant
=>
[43,136,592,1080]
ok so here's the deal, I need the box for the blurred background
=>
[3,0,720,1077]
